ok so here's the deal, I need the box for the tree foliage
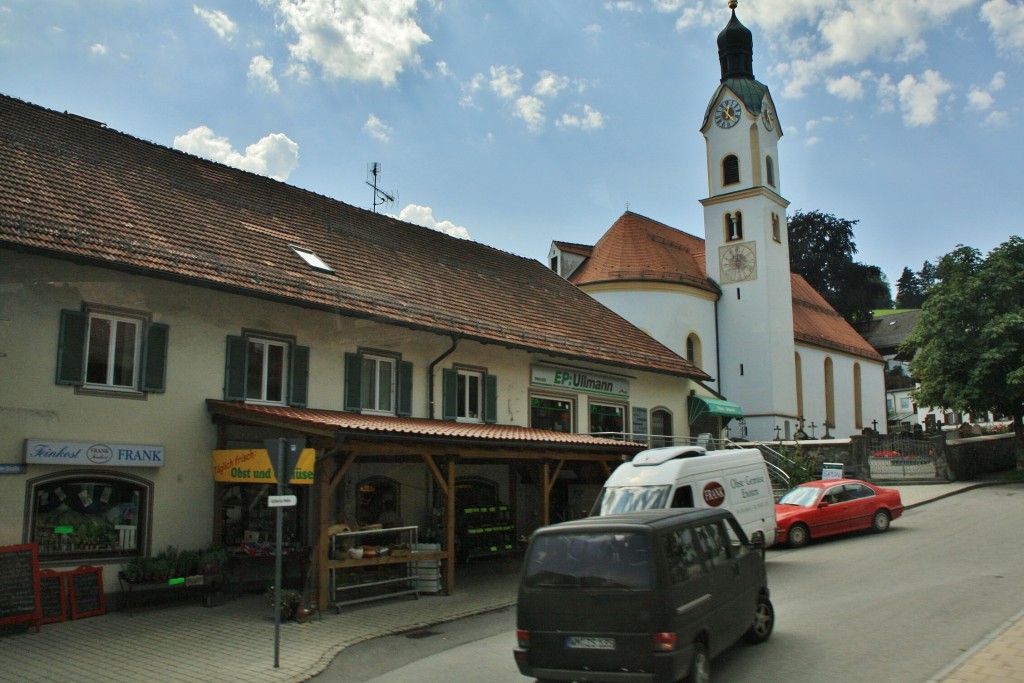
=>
[894,260,937,309]
[903,237,1024,469]
[788,210,891,324]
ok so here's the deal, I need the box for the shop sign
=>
[531,365,629,398]
[211,448,315,485]
[24,439,165,467]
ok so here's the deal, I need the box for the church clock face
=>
[719,242,757,283]
[761,105,775,131]
[714,99,742,128]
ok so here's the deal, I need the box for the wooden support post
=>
[445,458,456,595]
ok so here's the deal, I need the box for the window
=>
[766,156,775,187]
[531,395,574,432]
[686,333,702,368]
[651,408,673,448]
[664,527,705,583]
[28,472,151,560]
[290,245,333,273]
[722,155,740,185]
[442,367,497,423]
[853,363,863,429]
[725,211,743,241]
[794,352,804,420]
[56,308,168,394]
[224,333,309,407]
[344,351,412,416]
[589,402,625,437]
[824,357,836,428]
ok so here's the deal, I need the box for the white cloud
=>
[826,74,865,100]
[533,70,570,98]
[584,23,603,37]
[173,126,299,181]
[605,1,642,11]
[981,0,1024,56]
[272,0,430,85]
[557,104,605,131]
[984,110,1010,127]
[895,69,953,127]
[193,5,237,42]
[435,60,449,77]
[489,65,523,99]
[248,55,279,92]
[989,71,1006,91]
[398,204,471,239]
[967,86,995,111]
[90,43,108,56]
[363,114,392,143]
[460,73,485,108]
[515,95,546,132]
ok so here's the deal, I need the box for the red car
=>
[775,479,904,548]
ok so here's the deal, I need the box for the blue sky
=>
[2,1,1022,296]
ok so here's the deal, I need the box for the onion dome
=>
[717,1,754,82]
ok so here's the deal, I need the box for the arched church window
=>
[725,211,743,241]
[771,213,781,242]
[766,156,775,187]
[722,155,740,185]
[824,357,836,428]
[794,352,804,421]
[685,333,702,368]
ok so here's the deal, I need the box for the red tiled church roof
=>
[565,211,881,362]
[0,94,708,381]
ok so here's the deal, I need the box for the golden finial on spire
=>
[729,0,738,9]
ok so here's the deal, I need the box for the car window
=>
[524,532,653,589]
[723,517,749,558]
[671,485,694,508]
[777,486,820,506]
[695,522,729,568]
[664,527,705,583]
[845,484,873,500]
[823,486,845,504]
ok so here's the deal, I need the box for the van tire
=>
[787,523,809,548]
[743,594,775,644]
[685,641,710,683]
[871,509,891,533]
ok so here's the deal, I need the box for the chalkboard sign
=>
[0,543,41,632]
[39,570,67,624]
[68,566,105,620]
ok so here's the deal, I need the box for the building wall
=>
[1,249,703,591]
[795,343,886,439]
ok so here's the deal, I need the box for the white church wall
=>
[797,344,887,439]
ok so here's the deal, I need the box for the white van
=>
[591,446,778,546]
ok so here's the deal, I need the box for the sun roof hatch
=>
[290,245,333,273]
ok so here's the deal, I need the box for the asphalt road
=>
[316,484,1024,683]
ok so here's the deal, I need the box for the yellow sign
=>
[211,448,315,485]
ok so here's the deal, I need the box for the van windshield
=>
[523,532,653,589]
[594,485,672,515]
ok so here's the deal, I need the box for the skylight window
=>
[290,245,333,273]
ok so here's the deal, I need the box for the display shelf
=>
[329,526,446,611]
[456,503,516,563]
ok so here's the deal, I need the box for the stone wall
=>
[936,433,1017,481]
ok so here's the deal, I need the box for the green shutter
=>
[141,322,170,393]
[343,352,362,411]
[483,374,498,424]
[289,345,310,407]
[441,368,457,421]
[224,335,247,401]
[55,309,88,386]
[397,360,413,417]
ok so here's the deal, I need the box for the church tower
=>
[700,1,798,440]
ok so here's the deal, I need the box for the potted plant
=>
[267,585,303,620]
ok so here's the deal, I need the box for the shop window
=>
[589,402,626,438]
[531,395,574,432]
[28,472,152,560]
[442,367,498,423]
[220,484,302,547]
[56,307,168,394]
[224,333,309,407]
[344,351,412,416]
[356,477,401,527]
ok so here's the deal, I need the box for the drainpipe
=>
[428,336,460,419]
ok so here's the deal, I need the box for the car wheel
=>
[685,641,710,683]
[786,523,809,548]
[871,509,891,533]
[743,594,775,644]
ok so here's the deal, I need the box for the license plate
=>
[566,636,615,650]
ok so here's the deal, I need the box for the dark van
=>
[514,508,773,683]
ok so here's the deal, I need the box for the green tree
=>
[788,210,891,323]
[903,238,1024,470]
[895,267,924,308]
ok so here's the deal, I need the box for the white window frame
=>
[84,311,142,392]
[246,337,289,405]
[456,369,484,423]
[361,353,396,414]
[589,400,627,438]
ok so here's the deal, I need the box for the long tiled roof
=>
[566,211,882,362]
[206,400,642,452]
[0,94,707,381]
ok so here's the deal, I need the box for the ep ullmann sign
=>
[25,439,165,467]
[531,365,629,398]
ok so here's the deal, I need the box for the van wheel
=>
[871,509,891,533]
[684,641,710,683]
[787,523,809,548]
[743,594,775,644]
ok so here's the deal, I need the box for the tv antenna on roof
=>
[366,162,398,213]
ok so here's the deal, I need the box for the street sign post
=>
[267,495,297,508]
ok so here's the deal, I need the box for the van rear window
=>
[594,485,672,515]
[523,532,653,589]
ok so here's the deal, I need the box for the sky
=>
[1,0,1022,297]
